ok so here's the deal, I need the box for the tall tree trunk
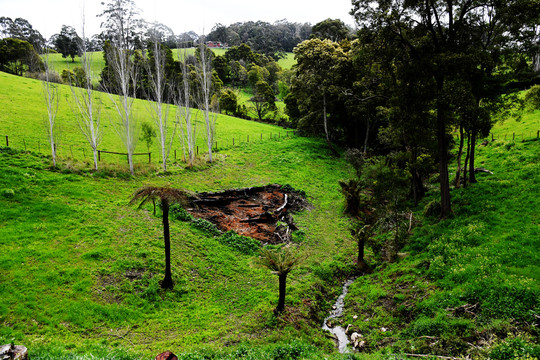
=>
[322,92,339,156]
[463,131,471,188]
[436,76,452,218]
[363,118,370,154]
[161,199,174,289]
[276,273,288,313]
[455,125,464,188]
[468,130,477,184]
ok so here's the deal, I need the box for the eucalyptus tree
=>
[292,38,349,154]
[67,15,102,170]
[195,43,218,163]
[41,50,59,168]
[130,186,189,289]
[144,31,178,172]
[350,0,540,218]
[175,49,197,168]
[98,0,142,175]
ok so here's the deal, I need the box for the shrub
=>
[191,218,221,236]
[524,85,540,111]
[217,231,260,255]
[170,204,192,221]
[423,199,441,218]
[2,188,15,199]
[490,336,540,360]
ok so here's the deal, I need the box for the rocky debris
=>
[155,351,178,360]
[187,184,309,243]
[0,344,28,360]
[350,332,365,349]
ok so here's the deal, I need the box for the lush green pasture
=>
[1,70,538,359]
[0,71,292,169]
[0,70,353,358]
[277,52,296,70]
[44,52,106,84]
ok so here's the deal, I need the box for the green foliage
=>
[2,188,15,199]
[0,37,44,75]
[217,231,260,255]
[140,122,156,153]
[191,218,221,236]
[53,25,82,62]
[423,199,441,218]
[489,336,540,360]
[524,85,540,111]
[219,88,238,115]
[61,67,87,88]
[170,203,193,221]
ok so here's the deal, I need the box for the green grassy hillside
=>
[0,70,538,359]
[0,71,353,358]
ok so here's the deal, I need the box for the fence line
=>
[0,129,298,167]
[454,130,540,143]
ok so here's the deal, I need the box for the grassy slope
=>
[0,71,291,167]
[341,114,540,357]
[0,71,352,358]
[1,70,538,359]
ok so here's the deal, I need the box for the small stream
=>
[321,278,356,353]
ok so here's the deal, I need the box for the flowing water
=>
[321,278,356,353]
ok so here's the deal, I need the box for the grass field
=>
[0,70,353,358]
[1,70,538,359]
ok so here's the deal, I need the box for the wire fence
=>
[0,129,298,167]
[454,130,540,143]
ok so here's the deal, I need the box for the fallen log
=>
[474,167,493,174]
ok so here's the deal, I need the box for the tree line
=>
[283,0,540,266]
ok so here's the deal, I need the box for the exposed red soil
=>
[187,184,307,244]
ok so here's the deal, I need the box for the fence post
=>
[491,133,494,141]
[5,135,8,147]
[98,150,101,162]
[174,150,177,160]
[148,152,151,164]
[537,130,539,138]
[513,132,515,141]
[197,146,198,155]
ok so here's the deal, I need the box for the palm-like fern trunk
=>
[161,199,173,289]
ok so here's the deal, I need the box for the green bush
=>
[2,188,14,199]
[524,85,540,111]
[423,199,441,218]
[490,336,540,360]
[170,204,193,221]
[217,231,260,255]
[191,218,221,236]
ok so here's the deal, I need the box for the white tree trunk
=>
[42,51,59,168]
[68,11,102,171]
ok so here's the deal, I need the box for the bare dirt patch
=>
[187,184,309,244]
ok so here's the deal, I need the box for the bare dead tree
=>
[68,11,102,170]
[41,50,59,168]
[144,31,177,172]
[99,0,140,175]
[175,48,197,168]
[195,42,217,163]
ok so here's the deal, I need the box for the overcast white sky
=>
[0,0,356,39]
